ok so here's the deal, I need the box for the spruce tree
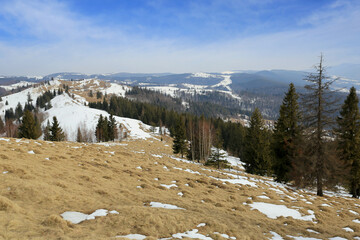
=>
[272,83,302,183]
[102,116,109,141]
[33,114,42,139]
[0,117,4,134]
[15,102,23,122]
[18,110,37,139]
[108,114,117,141]
[49,116,65,141]
[43,120,51,141]
[301,54,339,196]
[76,127,83,142]
[243,108,271,176]
[336,87,360,198]
[206,130,229,169]
[95,115,104,142]
[173,118,187,158]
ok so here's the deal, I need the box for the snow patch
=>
[149,202,184,210]
[249,202,315,221]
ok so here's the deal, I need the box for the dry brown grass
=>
[0,136,360,239]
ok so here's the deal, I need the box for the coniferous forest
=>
[2,57,359,197]
[89,56,360,197]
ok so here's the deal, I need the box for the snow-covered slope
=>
[0,79,155,141]
[0,86,43,115]
[0,81,37,91]
[44,94,153,141]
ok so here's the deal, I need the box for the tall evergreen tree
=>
[173,118,187,158]
[301,54,339,196]
[0,117,4,134]
[272,83,302,183]
[108,114,117,141]
[15,102,23,122]
[95,114,104,142]
[336,87,360,198]
[49,116,65,141]
[76,126,83,142]
[243,108,271,176]
[43,120,51,141]
[18,110,37,139]
[206,130,229,169]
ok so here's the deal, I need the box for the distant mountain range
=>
[0,64,358,120]
[0,63,359,92]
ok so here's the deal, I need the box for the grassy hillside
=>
[1,136,360,240]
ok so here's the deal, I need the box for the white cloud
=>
[0,0,359,75]
[0,0,120,41]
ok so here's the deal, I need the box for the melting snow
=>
[220,178,257,187]
[115,234,147,240]
[249,202,315,221]
[306,229,319,234]
[213,232,236,239]
[353,219,360,223]
[270,231,283,240]
[288,237,321,240]
[257,195,270,199]
[160,184,178,189]
[171,229,211,240]
[61,209,118,224]
[349,210,359,215]
[149,202,184,210]
[342,227,354,232]
[28,150,35,154]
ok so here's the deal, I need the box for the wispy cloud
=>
[0,0,359,75]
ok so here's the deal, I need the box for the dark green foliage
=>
[5,100,8,105]
[89,95,247,162]
[24,102,35,112]
[108,115,117,141]
[96,91,103,99]
[15,102,23,122]
[206,131,229,169]
[0,117,4,134]
[272,83,302,183]
[95,114,117,142]
[206,148,229,169]
[336,87,360,198]
[5,108,15,120]
[89,90,93,97]
[172,118,187,158]
[36,90,55,109]
[43,120,51,141]
[27,92,33,104]
[49,116,65,141]
[243,108,272,176]
[18,110,40,139]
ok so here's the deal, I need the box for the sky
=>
[0,0,359,75]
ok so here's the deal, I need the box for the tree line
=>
[89,55,360,198]
[244,55,360,197]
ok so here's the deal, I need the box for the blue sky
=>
[0,0,359,75]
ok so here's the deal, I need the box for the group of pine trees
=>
[42,117,65,141]
[95,114,118,142]
[245,55,360,197]
[0,89,66,140]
